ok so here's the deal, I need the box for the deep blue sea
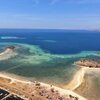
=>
[0,29,100,54]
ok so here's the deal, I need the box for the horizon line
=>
[0,28,97,31]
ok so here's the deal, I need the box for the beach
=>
[0,72,87,100]
[74,68,100,100]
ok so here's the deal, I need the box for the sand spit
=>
[74,68,100,100]
[65,59,100,91]
[0,46,17,60]
[64,59,100,100]
[64,67,87,91]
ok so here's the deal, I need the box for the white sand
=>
[64,67,88,90]
[0,48,17,60]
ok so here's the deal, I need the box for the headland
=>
[75,59,100,68]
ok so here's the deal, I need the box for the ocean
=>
[0,29,100,54]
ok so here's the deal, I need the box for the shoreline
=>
[0,66,100,100]
[0,72,87,100]
[0,72,31,84]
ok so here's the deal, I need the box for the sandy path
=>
[0,73,31,84]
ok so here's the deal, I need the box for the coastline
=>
[0,47,86,100]
[64,65,100,90]
[0,65,100,100]
[0,72,31,84]
[0,72,87,100]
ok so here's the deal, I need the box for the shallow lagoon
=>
[0,43,99,86]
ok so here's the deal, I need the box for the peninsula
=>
[75,59,100,68]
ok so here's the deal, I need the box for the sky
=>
[0,0,100,29]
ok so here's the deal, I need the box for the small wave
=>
[42,40,56,43]
[0,36,25,40]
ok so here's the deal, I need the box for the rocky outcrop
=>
[5,46,16,50]
[75,59,100,68]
